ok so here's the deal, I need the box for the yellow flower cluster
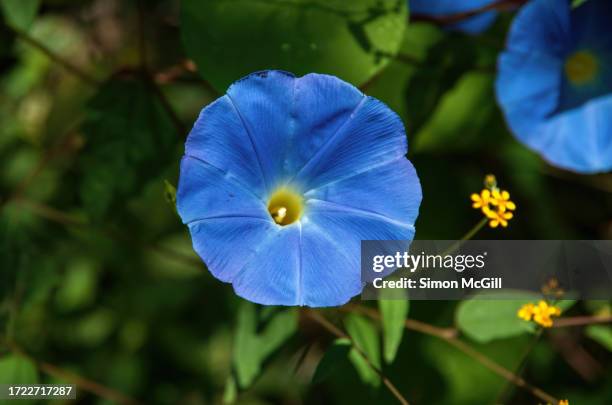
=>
[558,400,569,405]
[471,175,516,228]
[517,301,562,328]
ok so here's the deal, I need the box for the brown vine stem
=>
[410,0,529,26]
[495,329,544,403]
[153,59,220,97]
[9,26,100,86]
[132,3,187,138]
[146,74,188,137]
[303,309,411,405]
[1,339,141,405]
[552,315,612,328]
[348,305,559,404]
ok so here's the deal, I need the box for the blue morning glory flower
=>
[177,71,422,307]
[409,0,497,34]
[496,0,612,173]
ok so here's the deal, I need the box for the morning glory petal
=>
[496,0,612,173]
[532,95,612,172]
[293,97,407,192]
[231,226,301,305]
[298,201,415,306]
[305,199,415,254]
[177,156,268,225]
[298,222,362,307]
[188,217,277,283]
[495,50,563,139]
[185,96,267,197]
[177,70,423,307]
[305,158,421,225]
[284,73,365,177]
[225,70,297,189]
[409,0,498,34]
[504,0,570,56]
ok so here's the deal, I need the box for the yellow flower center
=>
[565,51,598,85]
[267,187,303,226]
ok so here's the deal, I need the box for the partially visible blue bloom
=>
[410,0,498,34]
[177,71,422,307]
[496,0,612,173]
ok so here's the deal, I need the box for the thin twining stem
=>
[349,305,558,404]
[411,0,528,26]
[553,315,612,328]
[303,309,411,405]
[441,217,489,256]
[10,26,99,86]
[495,329,544,404]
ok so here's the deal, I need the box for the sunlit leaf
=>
[181,0,408,92]
[0,354,38,405]
[586,325,612,352]
[222,375,238,404]
[163,180,177,209]
[233,303,298,389]
[0,0,40,30]
[414,72,494,152]
[456,290,542,343]
[344,313,380,387]
[379,299,409,364]
[424,333,529,404]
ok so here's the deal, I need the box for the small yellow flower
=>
[485,208,513,228]
[471,189,492,209]
[471,175,516,229]
[558,400,569,405]
[491,189,516,212]
[518,300,562,328]
[517,303,535,321]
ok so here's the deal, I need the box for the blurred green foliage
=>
[0,1,611,404]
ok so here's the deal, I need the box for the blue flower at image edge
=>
[177,71,422,307]
[409,0,498,34]
[496,0,612,173]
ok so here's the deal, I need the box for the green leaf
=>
[233,303,261,388]
[54,258,98,312]
[344,314,381,387]
[456,290,542,343]
[572,0,589,8]
[403,36,479,135]
[258,308,298,359]
[311,338,352,384]
[0,0,40,30]
[0,354,38,404]
[413,72,494,153]
[586,325,612,352]
[181,0,408,92]
[222,375,238,404]
[233,303,298,389]
[424,333,530,404]
[163,180,177,208]
[379,299,408,364]
[79,76,178,218]
[556,299,577,312]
